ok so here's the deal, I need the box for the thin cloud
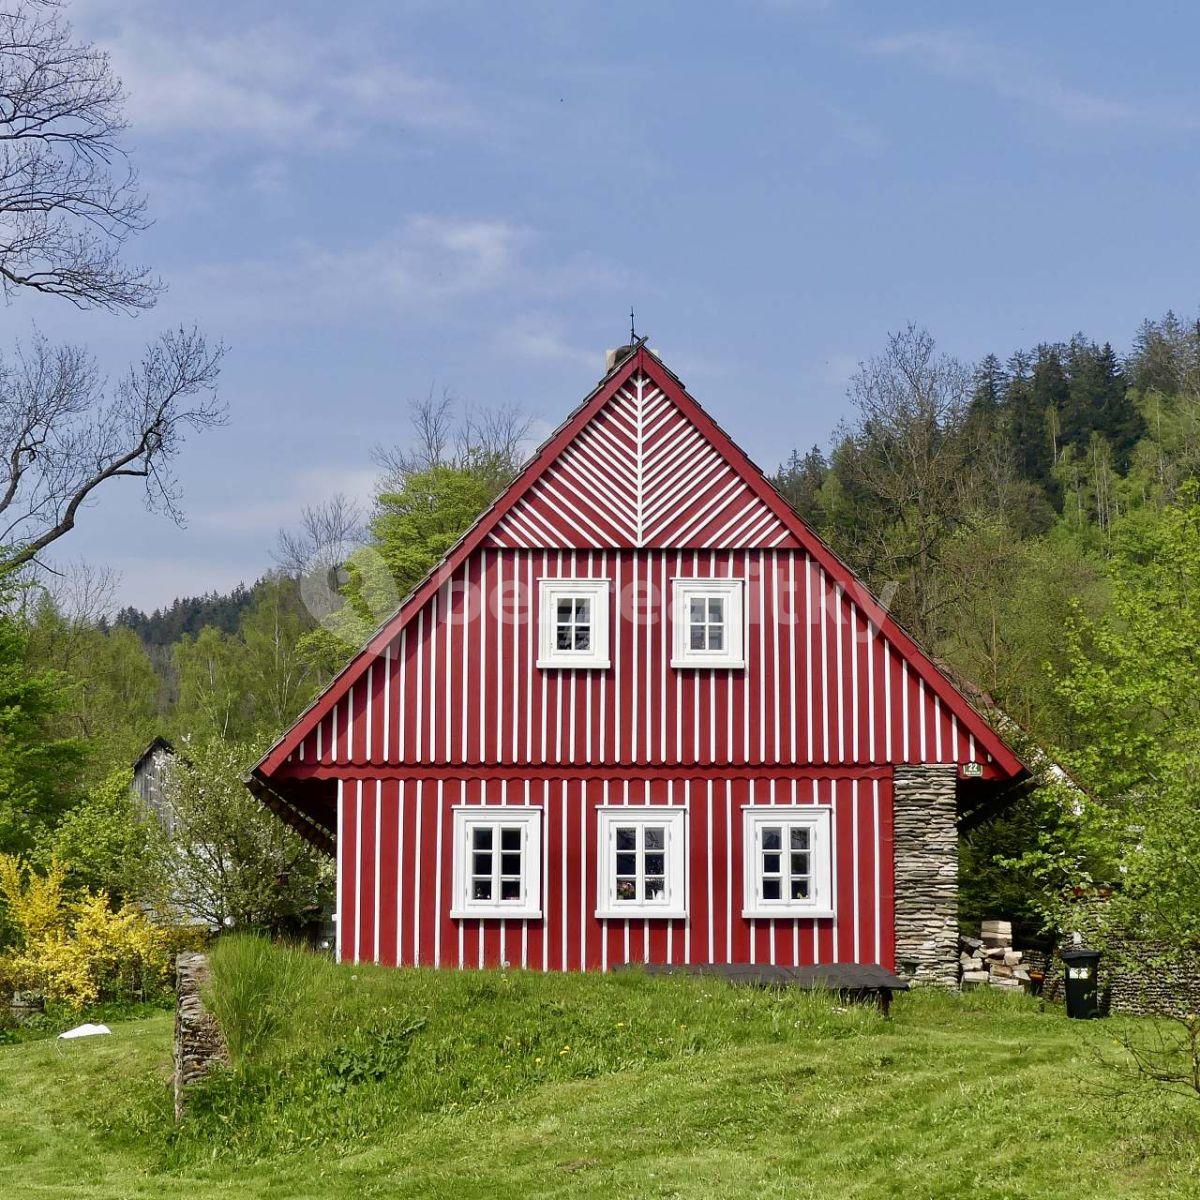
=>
[176,215,529,329]
[80,8,476,148]
[865,29,1198,130]
[494,317,597,370]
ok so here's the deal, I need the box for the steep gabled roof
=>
[253,345,1026,782]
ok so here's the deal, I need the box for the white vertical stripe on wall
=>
[373,780,381,963]
[353,779,362,965]
[335,780,344,962]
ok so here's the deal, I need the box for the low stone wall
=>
[173,952,228,1119]
[893,764,959,986]
[1020,937,1200,1018]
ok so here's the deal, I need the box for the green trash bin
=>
[1061,947,1102,1019]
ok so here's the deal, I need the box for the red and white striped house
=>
[250,344,1027,983]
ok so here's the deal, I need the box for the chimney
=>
[605,345,635,373]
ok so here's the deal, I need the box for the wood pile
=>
[959,920,1031,991]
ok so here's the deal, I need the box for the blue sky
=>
[22,0,1200,610]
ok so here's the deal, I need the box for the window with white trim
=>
[450,807,542,919]
[671,577,744,668]
[742,806,833,918]
[595,807,687,918]
[537,578,610,668]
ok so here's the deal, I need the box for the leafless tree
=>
[20,554,116,620]
[838,324,981,642]
[373,386,532,490]
[0,326,224,573]
[0,0,156,310]
[273,492,365,578]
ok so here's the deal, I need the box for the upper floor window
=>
[537,578,610,669]
[450,806,543,919]
[595,806,687,918]
[671,577,744,668]
[741,806,833,918]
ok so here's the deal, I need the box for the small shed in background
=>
[131,736,178,835]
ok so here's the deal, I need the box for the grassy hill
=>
[1,937,1198,1198]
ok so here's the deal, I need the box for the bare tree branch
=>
[273,493,364,578]
[0,1,157,310]
[372,385,532,492]
[0,326,225,574]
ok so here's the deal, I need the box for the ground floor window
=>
[741,806,833,918]
[595,806,688,918]
[450,806,543,918]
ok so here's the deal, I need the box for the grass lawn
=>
[1,938,1197,1199]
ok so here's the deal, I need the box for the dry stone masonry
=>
[892,764,959,986]
[173,952,228,1119]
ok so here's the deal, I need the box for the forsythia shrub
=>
[0,853,175,1010]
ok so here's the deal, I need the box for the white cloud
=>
[493,316,596,370]
[176,215,529,329]
[865,29,1197,130]
[78,7,475,149]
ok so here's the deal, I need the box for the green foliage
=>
[1055,498,1200,795]
[997,498,1200,947]
[43,769,166,906]
[373,464,497,599]
[24,596,161,783]
[173,575,320,742]
[0,604,85,855]
[163,738,332,933]
[0,856,179,1009]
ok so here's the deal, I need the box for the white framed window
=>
[450,806,543,919]
[671,577,744,668]
[595,807,688,918]
[742,806,833,918]
[537,578,610,669]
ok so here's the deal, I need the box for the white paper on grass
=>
[57,1023,111,1040]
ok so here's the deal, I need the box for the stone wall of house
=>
[893,764,959,986]
[173,952,228,1119]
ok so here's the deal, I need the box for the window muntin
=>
[672,578,744,667]
[451,807,542,918]
[556,596,592,652]
[757,824,811,902]
[613,823,667,903]
[469,824,525,902]
[688,595,727,652]
[742,807,833,917]
[596,807,687,918]
[538,578,610,668]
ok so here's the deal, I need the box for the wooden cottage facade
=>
[250,345,1026,983]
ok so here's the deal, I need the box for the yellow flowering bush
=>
[0,853,176,1010]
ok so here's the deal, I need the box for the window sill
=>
[741,908,835,920]
[670,658,745,670]
[450,908,543,921]
[536,658,611,670]
[595,907,688,920]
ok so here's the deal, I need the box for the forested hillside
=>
[112,584,258,648]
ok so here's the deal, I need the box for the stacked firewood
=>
[959,920,1031,991]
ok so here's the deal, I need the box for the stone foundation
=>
[173,952,228,1119]
[893,764,959,986]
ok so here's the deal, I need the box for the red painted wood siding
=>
[292,548,989,770]
[336,774,894,972]
[487,371,800,551]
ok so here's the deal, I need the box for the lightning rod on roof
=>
[630,306,636,343]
